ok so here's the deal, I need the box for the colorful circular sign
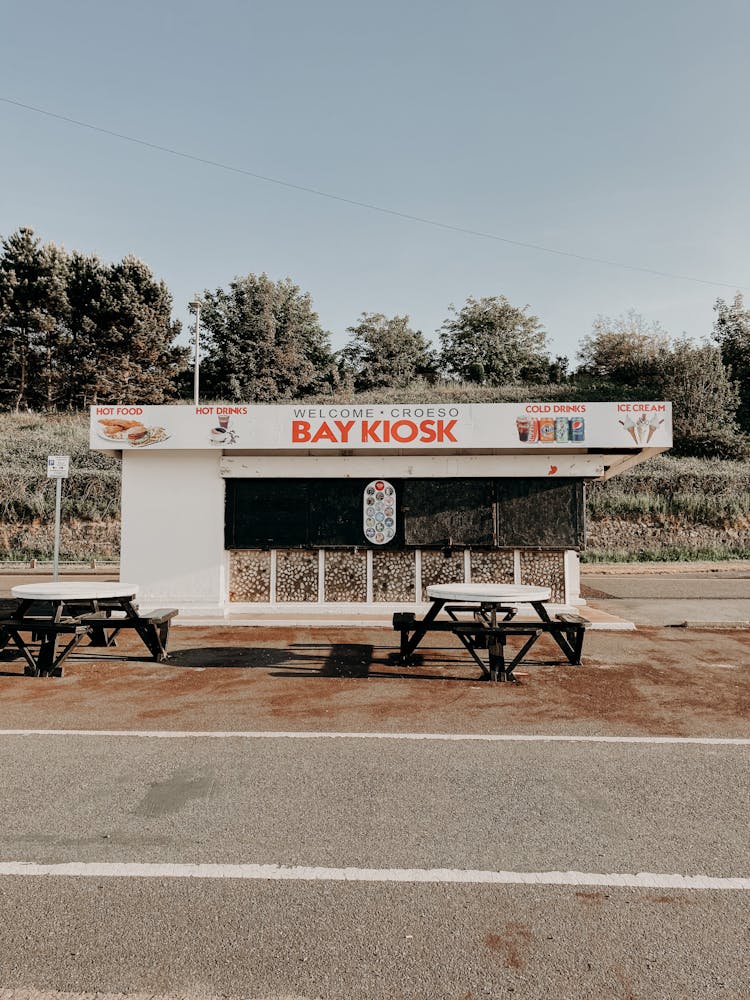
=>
[363,479,396,544]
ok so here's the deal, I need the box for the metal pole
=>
[193,302,201,407]
[53,477,62,581]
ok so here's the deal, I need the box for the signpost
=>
[47,456,70,581]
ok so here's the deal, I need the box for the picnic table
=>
[392,582,589,682]
[0,582,177,677]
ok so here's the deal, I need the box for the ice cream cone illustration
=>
[647,415,664,443]
[636,413,650,443]
[619,416,638,444]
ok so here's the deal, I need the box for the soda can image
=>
[539,416,555,442]
[570,417,585,441]
[554,417,570,443]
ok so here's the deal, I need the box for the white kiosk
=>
[90,401,672,616]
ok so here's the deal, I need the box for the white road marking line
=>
[0,992,306,1000]
[0,861,747,890]
[0,729,748,745]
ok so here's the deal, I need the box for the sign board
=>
[89,402,673,453]
[47,455,70,478]
[363,479,396,544]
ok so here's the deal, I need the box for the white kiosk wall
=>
[120,449,225,610]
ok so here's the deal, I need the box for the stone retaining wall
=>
[0,521,120,561]
[9,516,747,573]
[587,517,750,553]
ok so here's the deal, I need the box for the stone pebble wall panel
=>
[325,550,367,602]
[227,547,569,603]
[229,550,271,602]
[520,550,565,603]
[469,550,515,585]
[373,550,416,602]
[420,550,466,600]
[276,549,318,602]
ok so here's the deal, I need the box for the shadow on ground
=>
[165,642,377,678]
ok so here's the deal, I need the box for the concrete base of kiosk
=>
[171,602,633,631]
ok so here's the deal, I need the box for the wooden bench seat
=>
[78,607,178,661]
[555,612,590,627]
[0,618,88,634]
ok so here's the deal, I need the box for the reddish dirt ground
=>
[1,625,748,736]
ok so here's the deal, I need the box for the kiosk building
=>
[90,401,672,615]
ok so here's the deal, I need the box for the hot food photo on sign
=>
[97,416,169,448]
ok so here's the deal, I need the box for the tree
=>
[653,339,741,456]
[438,295,549,385]
[97,255,187,404]
[0,229,187,410]
[548,355,570,383]
[0,227,69,411]
[62,252,187,407]
[713,293,750,431]
[339,312,436,391]
[577,310,672,388]
[199,274,339,401]
[61,251,114,407]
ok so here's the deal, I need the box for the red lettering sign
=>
[292,420,311,442]
[438,419,458,442]
[334,419,355,443]
[362,420,382,443]
[311,421,338,443]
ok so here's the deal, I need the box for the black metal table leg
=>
[488,633,506,682]
[37,633,58,677]
[398,599,445,664]
[533,601,581,664]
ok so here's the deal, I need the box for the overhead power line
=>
[1,95,747,292]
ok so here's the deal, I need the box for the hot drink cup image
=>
[218,414,230,430]
[210,426,227,444]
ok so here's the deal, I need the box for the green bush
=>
[670,430,750,461]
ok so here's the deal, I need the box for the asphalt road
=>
[1,567,749,998]
[0,730,748,999]
[583,569,750,625]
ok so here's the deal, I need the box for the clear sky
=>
[1,0,748,362]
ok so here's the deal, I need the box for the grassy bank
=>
[0,411,747,562]
[586,456,750,524]
[583,455,750,562]
[0,413,120,560]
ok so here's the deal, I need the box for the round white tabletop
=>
[11,582,140,601]
[426,583,552,604]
